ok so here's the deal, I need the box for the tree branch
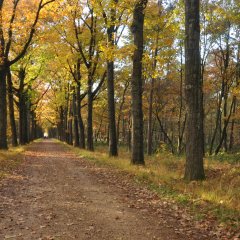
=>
[9,0,55,65]
[5,0,20,56]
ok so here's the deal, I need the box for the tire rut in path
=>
[0,140,212,240]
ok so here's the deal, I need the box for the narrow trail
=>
[0,140,218,240]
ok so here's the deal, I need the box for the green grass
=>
[0,146,25,180]
[66,143,240,229]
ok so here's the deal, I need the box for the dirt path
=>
[0,140,220,240]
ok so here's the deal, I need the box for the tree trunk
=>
[72,89,80,147]
[107,61,118,154]
[30,111,37,141]
[177,43,184,155]
[19,92,29,145]
[127,113,131,151]
[76,60,85,149]
[0,67,8,149]
[147,80,153,155]
[106,2,118,157]
[223,92,229,152]
[147,44,158,155]
[107,60,118,156]
[156,114,175,154]
[67,95,73,145]
[117,81,129,143]
[184,0,205,181]
[87,75,94,151]
[7,68,18,147]
[209,91,223,154]
[130,0,148,165]
[59,106,65,141]
[18,68,29,145]
[229,43,240,151]
[76,84,85,149]
[215,99,234,155]
[64,92,69,143]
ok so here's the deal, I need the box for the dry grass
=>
[68,143,240,227]
[0,146,24,180]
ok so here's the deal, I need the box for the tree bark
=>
[75,60,85,149]
[229,43,240,151]
[215,98,234,155]
[147,41,158,155]
[0,67,8,149]
[72,88,79,147]
[59,106,65,141]
[87,74,94,151]
[18,68,29,145]
[106,1,118,157]
[107,60,118,156]
[184,0,205,181]
[117,81,129,143]
[130,0,148,165]
[7,68,18,146]
[30,110,37,141]
[76,83,85,149]
[177,43,185,155]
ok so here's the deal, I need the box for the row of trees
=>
[44,0,206,180]
[0,0,239,181]
[0,0,54,147]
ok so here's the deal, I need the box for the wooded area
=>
[0,0,239,181]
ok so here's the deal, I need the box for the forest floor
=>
[0,140,239,240]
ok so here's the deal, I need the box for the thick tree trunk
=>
[130,0,148,165]
[0,67,8,149]
[7,68,18,146]
[18,68,29,145]
[19,93,29,145]
[107,60,118,156]
[184,0,205,181]
[106,3,118,157]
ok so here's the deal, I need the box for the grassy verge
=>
[67,143,239,229]
[0,146,25,180]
